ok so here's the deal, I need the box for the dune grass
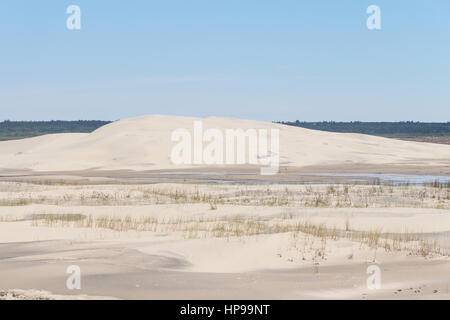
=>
[0,181,449,209]
[1,180,447,260]
[30,212,445,259]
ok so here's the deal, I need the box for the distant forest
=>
[278,121,450,137]
[0,120,111,141]
[0,120,449,142]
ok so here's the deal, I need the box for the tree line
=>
[0,120,111,141]
[1,120,449,142]
[277,121,450,136]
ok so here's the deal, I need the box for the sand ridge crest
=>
[0,115,449,172]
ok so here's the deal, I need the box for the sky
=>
[0,0,449,122]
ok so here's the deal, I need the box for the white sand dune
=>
[0,115,449,172]
[0,180,449,299]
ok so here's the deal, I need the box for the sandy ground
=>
[0,115,449,172]
[0,116,449,299]
[0,181,449,300]
[0,228,449,300]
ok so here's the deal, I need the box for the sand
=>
[0,115,449,300]
[0,181,449,299]
[0,219,449,300]
[0,115,449,172]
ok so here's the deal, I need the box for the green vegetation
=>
[278,121,450,137]
[0,120,111,141]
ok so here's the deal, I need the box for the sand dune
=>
[1,181,449,299]
[1,116,449,299]
[0,180,449,299]
[0,115,449,172]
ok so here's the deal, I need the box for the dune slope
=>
[0,115,449,172]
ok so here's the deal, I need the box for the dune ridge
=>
[0,115,449,172]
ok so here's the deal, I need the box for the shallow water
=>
[2,172,450,186]
[156,172,450,185]
[298,173,450,185]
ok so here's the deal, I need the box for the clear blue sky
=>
[0,1,449,121]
